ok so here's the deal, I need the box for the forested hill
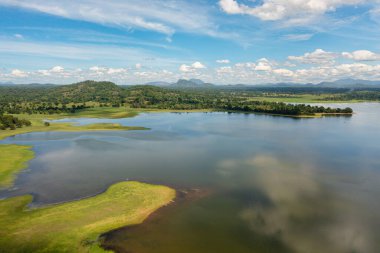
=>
[0,80,354,116]
[0,80,125,104]
[56,80,124,103]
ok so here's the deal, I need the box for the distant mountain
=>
[0,81,14,86]
[144,81,172,86]
[55,80,124,102]
[228,79,380,88]
[188,79,204,85]
[3,78,380,89]
[317,78,380,88]
[171,79,214,88]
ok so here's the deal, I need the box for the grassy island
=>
[0,181,175,253]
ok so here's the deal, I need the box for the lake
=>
[1,103,380,253]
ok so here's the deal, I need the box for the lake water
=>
[1,103,380,253]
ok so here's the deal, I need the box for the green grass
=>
[0,145,34,189]
[0,181,175,253]
[61,107,139,119]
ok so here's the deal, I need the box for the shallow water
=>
[1,103,380,253]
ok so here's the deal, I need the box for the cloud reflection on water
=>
[218,154,376,253]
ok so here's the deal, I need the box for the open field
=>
[60,106,140,119]
[246,94,363,103]
[0,181,175,253]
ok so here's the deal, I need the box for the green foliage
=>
[0,81,355,117]
[124,85,353,115]
[0,114,31,130]
[321,89,380,101]
[0,81,125,115]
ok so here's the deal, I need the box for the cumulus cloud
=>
[254,58,274,71]
[273,68,294,77]
[3,49,380,84]
[288,49,338,65]
[11,69,27,77]
[179,64,192,73]
[216,59,230,64]
[107,68,126,74]
[179,61,206,72]
[219,0,371,25]
[342,50,380,61]
[50,66,64,73]
[192,61,206,69]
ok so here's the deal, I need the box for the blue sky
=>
[1,0,380,84]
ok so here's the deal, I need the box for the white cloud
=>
[191,61,206,69]
[179,64,192,72]
[13,34,24,39]
[3,49,380,84]
[0,0,222,37]
[288,49,337,65]
[179,61,206,72]
[216,59,230,64]
[342,50,380,61]
[219,0,371,25]
[254,58,274,71]
[216,66,233,74]
[11,69,27,77]
[135,63,142,69]
[273,68,294,77]
[255,63,272,71]
[107,68,126,74]
[50,66,64,73]
[89,66,103,72]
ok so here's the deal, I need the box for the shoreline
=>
[0,144,34,189]
[0,107,355,188]
[0,181,175,253]
[101,187,211,253]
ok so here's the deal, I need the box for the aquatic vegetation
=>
[0,181,175,253]
[0,144,33,188]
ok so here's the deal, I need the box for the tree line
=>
[0,114,31,130]
[0,81,354,124]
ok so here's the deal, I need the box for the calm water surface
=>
[1,103,380,253]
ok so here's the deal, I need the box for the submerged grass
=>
[0,181,175,253]
[0,145,34,189]
[0,123,148,141]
